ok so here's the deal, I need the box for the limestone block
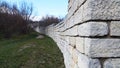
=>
[85,38,120,57]
[74,5,84,25]
[69,37,76,46]
[77,51,101,68]
[64,30,69,36]
[71,59,77,68]
[77,0,86,7]
[110,21,120,36]
[70,26,78,36]
[67,0,79,19]
[74,64,79,68]
[68,0,87,20]
[64,48,73,68]
[72,49,78,64]
[69,9,82,28]
[78,22,108,36]
[67,0,78,19]
[104,59,120,68]
[83,0,120,21]
[67,45,74,55]
[65,36,70,43]
[67,16,75,29]
[64,26,78,36]
[76,37,85,53]
[68,0,74,10]
[71,0,120,25]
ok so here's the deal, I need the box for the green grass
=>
[0,32,65,68]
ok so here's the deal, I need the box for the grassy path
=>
[0,32,65,68]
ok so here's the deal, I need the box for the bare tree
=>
[20,2,33,21]
[0,1,33,38]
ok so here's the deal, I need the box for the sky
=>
[0,0,68,21]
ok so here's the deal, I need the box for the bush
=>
[0,1,33,38]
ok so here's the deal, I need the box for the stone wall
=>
[45,0,120,68]
[34,26,45,34]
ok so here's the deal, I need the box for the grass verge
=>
[0,32,65,68]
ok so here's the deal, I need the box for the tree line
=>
[38,15,63,27]
[0,1,33,38]
[0,1,63,38]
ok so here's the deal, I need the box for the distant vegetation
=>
[0,1,33,38]
[38,15,63,26]
[31,16,63,29]
[0,1,63,38]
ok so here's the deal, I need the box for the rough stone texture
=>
[74,64,79,68]
[71,61,77,68]
[74,5,84,25]
[67,45,74,55]
[110,21,120,36]
[39,0,120,68]
[76,37,85,53]
[66,0,120,29]
[67,0,80,20]
[67,0,86,20]
[85,38,120,57]
[77,51,101,68]
[104,59,120,68]
[64,25,78,36]
[78,22,108,36]
[72,49,78,64]
[83,0,120,20]
[64,36,70,44]
[69,37,76,46]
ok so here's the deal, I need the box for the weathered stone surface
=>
[104,59,120,68]
[78,22,108,36]
[64,25,78,36]
[67,0,120,28]
[67,45,74,55]
[77,51,101,68]
[83,0,120,20]
[67,0,77,20]
[44,0,120,68]
[110,21,120,36]
[85,38,120,57]
[71,60,77,68]
[74,64,79,68]
[72,49,78,64]
[76,37,85,53]
[69,37,76,46]
[67,16,75,29]
[63,47,73,68]
[74,6,84,25]
[68,0,86,20]
[64,36,70,43]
